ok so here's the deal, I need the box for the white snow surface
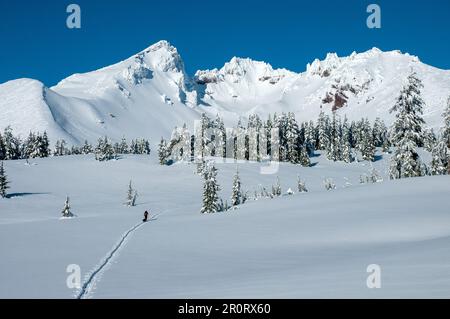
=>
[1,42,450,144]
[1,151,450,298]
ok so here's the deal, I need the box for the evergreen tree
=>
[361,123,376,162]
[125,180,138,207]
[389,73,426,179]
[272,176,282,197]
[0,161,10,198]
[286,112,300,163]
[304,120,316,155]
[61,196,74,217]
[119,137,129,154]
[0,133,6,160]
[2,126,21,160]
[423,128,437,152]
[231,168,242,206]
[157,137,168,165]
[317,111,330,151]
[200,163,221,214]
[341,118,354,163]
[442,96,450,149]
[95,137,115,161]
[81,140,93,154]
[327,112,341,161]
[299,145,311,167]
[53,139,69,156]
[430,138,449,175]
[390,72,426,147]
[37,132,50,157]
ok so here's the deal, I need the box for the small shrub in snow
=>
[323,178,336,191]
[297,175,308,193]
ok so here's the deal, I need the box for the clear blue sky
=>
[0,0,449,86]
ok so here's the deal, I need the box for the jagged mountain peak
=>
[1,44,449,144]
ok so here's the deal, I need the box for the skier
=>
[143,210,149,222]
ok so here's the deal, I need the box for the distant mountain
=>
[1,40,449,144]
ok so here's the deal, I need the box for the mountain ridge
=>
[1,40,449,144]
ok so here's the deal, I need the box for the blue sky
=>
[0,0,449,86]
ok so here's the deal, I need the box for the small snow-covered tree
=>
[0,133,6,160]
[200,163,221,214]
[53,139,69,156]
[0,161,10,198]
[95,137,116,161]
[272,176,282,197]
[119,137,129,154]
[317,111,330,151]
[81,140,93,154]
[327,112,341,161]
[231,168,242,206]
[299,145,311,167]
[323,178,336,191]
[430,138,449,175]
[157,137,168,165]
[286,112,300,163]
[3,126,21,160]
[61,196,74,217]
[297,175,308,193]
[423,128,437,152]
[125,180,138,207]
[442,96,450,149]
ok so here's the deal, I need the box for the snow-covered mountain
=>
[1,40,450,144]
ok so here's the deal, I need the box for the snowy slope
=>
[1,152,450,298]
[1,41,450,144]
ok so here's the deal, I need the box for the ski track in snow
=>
[76,215,158,299]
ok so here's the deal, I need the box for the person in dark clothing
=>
[143,210,149,222]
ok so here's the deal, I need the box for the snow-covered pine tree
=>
[430,137,449,175]
[37,132,50,158]
[341,117,354,163]
[125,180,138,207]
[53,139,69,156]
[61,196,74,217]
[327,111,341,161]
[297,175,308,193]
[200,163,221,214]
[119,137,129,154]
[390,72,426,146]
[231,168,242,206]
[157,137,168,165]
[299,145,311,167]
[361,123,376,161]
[0,133,6,160]
[2,126,21,160]
[317,111,330,151]
[272,176,282,197]
[81,140,93,154]
[95,137,115,161]
[0,161,10,198]
[389,72,427,179]
[304,120,316,155]
[286,112,300,163]
[442,96,450,149]
[423,128,437,152]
